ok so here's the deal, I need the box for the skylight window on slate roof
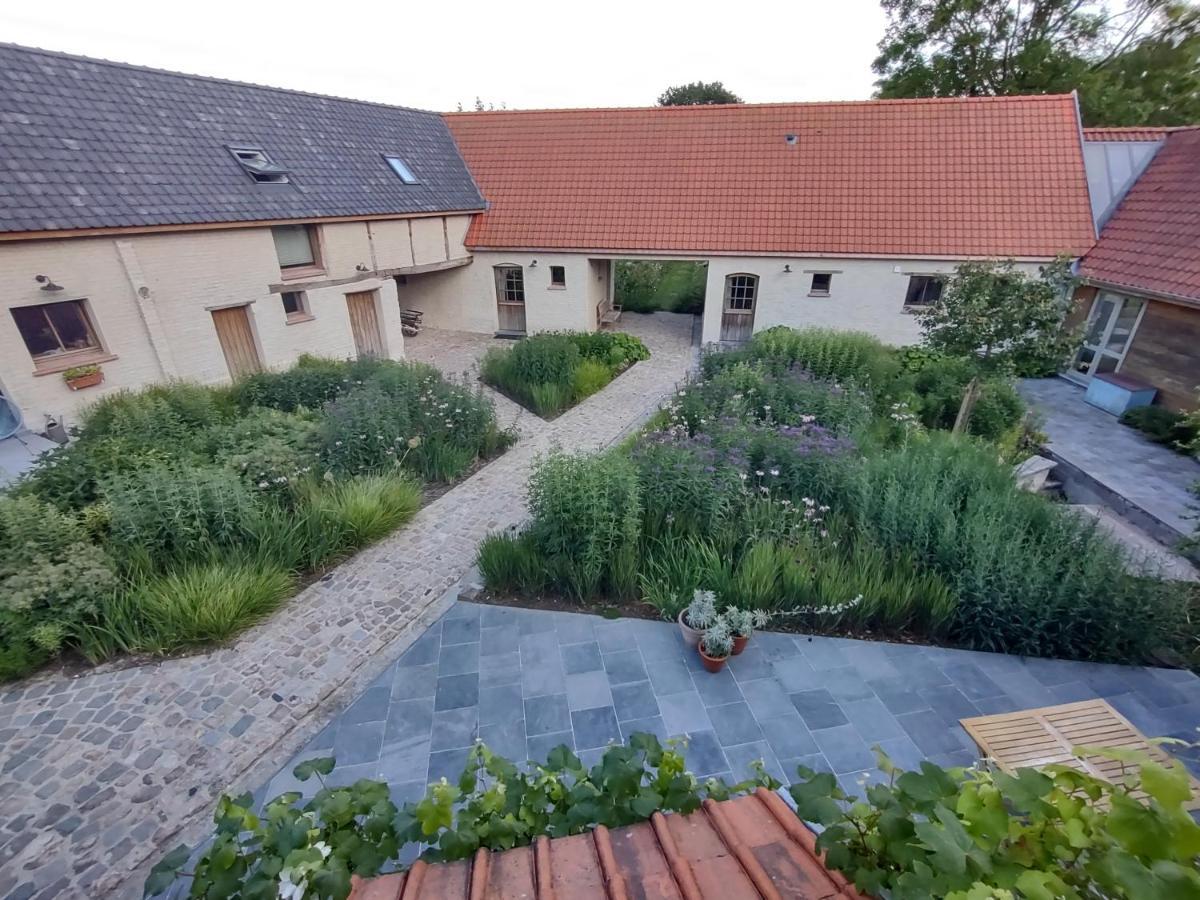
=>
[384,156,419,184]
[228,146,290,184]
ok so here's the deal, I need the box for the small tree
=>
[918,257,1078,432]
[657,81,742,106]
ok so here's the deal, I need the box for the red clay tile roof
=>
[1079,128,1200,302]
[1083,127,1177,142]
[348,789,866,899]
[445,96,1096,259]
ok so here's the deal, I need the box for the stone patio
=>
[0,313,698,899]
[1020,377,1199,543]
[262,600,1200,826]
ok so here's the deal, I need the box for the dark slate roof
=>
[0,43,485,235]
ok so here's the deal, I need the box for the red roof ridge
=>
[348,790,868,899]
[444,93,1079,117]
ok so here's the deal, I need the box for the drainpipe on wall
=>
[115,239,178,379]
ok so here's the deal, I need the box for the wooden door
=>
[211,305,262,379]
[720,273,758,343]
[346,290,385,358]
[494,266,527,334]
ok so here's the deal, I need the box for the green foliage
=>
[845,434,1189,661]
[214,407,320,497]
[318,384,415,477]
[657,81,742,105]
[102,464,263,572]
[0,495,118,678]
[301,473,422,549]
[477,530,547,593]
[734,326,903,389]
[230,353,371,412]
[790,746,1200,899]
[527,451,642,599]
[904,356,1025,441]
[481,331,648,418]
[1121,404,1198,451]
[145,755,400,900]
[615,261,707,313]
[873,0,1200,127]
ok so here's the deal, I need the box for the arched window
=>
[724,273,758,311]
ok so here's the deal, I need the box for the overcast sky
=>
[1,0,888,111]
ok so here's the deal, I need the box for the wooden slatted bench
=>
[960,699,1200,810]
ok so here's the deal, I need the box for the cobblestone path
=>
[0,313,697,900]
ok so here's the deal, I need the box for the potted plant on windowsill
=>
[725,607,770,656]
[62,364,103,391]
[678,589,717,649]
[698,618,734,673]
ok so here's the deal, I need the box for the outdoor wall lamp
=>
[530,259,538,267]
[783,264,792,273]
[35,275,64,292]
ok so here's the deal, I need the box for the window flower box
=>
[63,364,104,391]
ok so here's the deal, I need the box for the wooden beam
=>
[268,256,472,293]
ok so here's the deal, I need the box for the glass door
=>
[1068,292,1145,382]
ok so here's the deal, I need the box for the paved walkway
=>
[1020,377,1199,540]
[0,313,698,900]
[264,600,1200,839]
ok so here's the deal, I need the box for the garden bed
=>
[0,354,514,681]
[475,326,1195,669]
[480,330,650,418]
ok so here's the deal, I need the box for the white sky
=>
[0,0,888,111]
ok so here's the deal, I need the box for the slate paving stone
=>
[383,698,435,749]
[754,632,800,661]
[677,730,729,777]
[479,626,520,656]
[377,739,432,783]
[442,616,481,646]
[692,669,744,707]
[636,626,687,661]
[527,730,574,762]
[838,643,901,681]
[771,656,818,693]
[438,642,480,676]
[724,740,785,783]
[889,652,953,689]
[565,672,614,712]
[431,707,478,751]
[812,724,875,774]
[392,664,438,701]
[796,637,849,670]
[332,721,385,767]
[341,686,391,726]
[790,689,849,731]
[658,691,713,735]
[434,673,479,711]
[611,681,661,722]
[427,748,472,784]
[555,614,596,645]
[941,663,1007,701]
[572,707,622,750]
[841,698,906,742]
[727,649,774,682]
[603,650,649,685]
[479,650,522,686]
[740,678,795,721]
[561,642,603,675]
[707,701,764,747]
[397,630,441,668]
[593,620,638,653]
[897,709,973,756]
[326,762,378,788]
[875,735,925,772]
[919,685,980,726]
[525,694,571,736]
[780,753,834,778]
[619,715,670,743]
[521,657,565,699]
[479,719,527,761]
[480,605,519,627]
[478,684,524,727]
[647,658,695,696]
[867,679,930,716]
[1119,667,1190,708]
[759,714,819,760]
[815,667,875,703]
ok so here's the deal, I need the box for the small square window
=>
[809,273,832,296]
[904,275,944,308]
[281,291,311,321]
[549,265,566,288]
[272,225,321,271]
[228,146,289,183]
[384,156,419,184]
[12,299,102,364]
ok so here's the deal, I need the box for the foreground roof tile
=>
[349,789,866,899]
[445,96,1096,259]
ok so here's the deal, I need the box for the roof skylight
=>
[228,146,290,184]
[384,156,419,184]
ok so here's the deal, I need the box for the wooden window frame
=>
[281,290,314,324]
[903,274,944,310]
[808,272,833,297]
[548,265,566,290]
[724,273,758,311]
[496,265,526,304]
[273,224,326,281]
[12,298,113,374]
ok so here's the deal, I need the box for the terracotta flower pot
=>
[698,643,729,673]
[732,634,750,656]
[677,609,703,649]
[65,371,103,391]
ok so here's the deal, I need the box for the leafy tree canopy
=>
[657,81,743,105]
[873,0,1200,125]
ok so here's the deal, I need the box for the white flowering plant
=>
[684,589,718,629]
[145,756,400,900]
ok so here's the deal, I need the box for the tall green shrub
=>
[527,451,642,599]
